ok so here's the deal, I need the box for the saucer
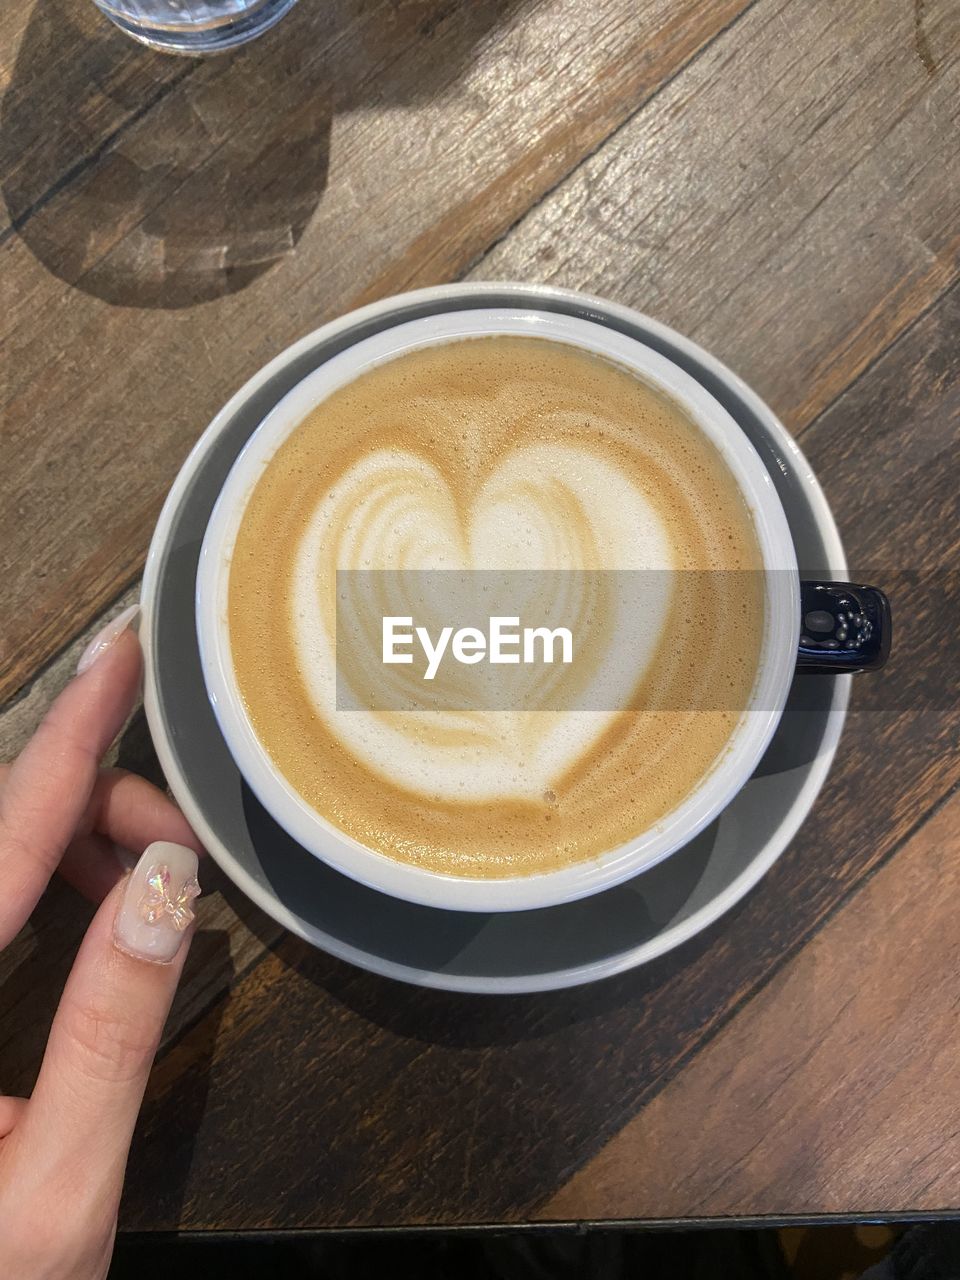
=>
[141,284,849,994]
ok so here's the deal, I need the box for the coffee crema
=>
[228,336,764,878]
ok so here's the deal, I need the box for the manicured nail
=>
[114,841,200,965]
[77,604,140,675]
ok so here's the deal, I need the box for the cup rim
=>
[195,307,800,912]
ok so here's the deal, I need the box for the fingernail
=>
[114,841,200,965]
[76,604,140,675]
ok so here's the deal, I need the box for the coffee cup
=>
[195,303,889,912]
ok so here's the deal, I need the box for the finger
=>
[3,613,141,855]
[0,614,140,946]
[4,748,125,907]
[87,769,202,858]
[59,834,128,905]
[0,1095,27,1138]
[13,842,200,1215]
[58,770,204,905]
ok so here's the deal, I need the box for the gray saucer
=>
[141,284,849,993]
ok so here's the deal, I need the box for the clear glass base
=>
[93,0,299,55]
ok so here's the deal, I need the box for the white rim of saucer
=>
[141,283,849,993]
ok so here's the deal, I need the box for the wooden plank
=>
[112,282,959,1230]
[473,0,960,436]
[539,790,960,1221]
[0,0,752,702]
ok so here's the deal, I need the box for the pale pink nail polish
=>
[114,841,200,964]
[76,604,140,675]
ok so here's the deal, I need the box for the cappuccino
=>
[228,336,764,878]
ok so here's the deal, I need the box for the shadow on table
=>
[123,925,233,1228]
[217,851,747,1054]
[0,880,93,1095]
[305,913,739,1050]
[0,0,531,309]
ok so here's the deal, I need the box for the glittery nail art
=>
[115,841,201,964]
[139,864,201,931]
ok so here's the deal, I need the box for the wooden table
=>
[1,0,958,1233]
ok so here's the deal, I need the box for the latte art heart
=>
[228,336,764,878]
[292,444,674,802]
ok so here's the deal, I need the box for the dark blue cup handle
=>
[796,581,891,674]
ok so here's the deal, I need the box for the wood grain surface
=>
[0,0,958,1233]
[475,0,960,433]
[540,790,960,1221]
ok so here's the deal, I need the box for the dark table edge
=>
[119,1211,960,1241]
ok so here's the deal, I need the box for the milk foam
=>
[227,335,765,878]
[292,443,673,801]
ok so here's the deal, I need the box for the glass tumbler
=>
[90,0,299,53]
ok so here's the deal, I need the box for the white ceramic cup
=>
[196,308,799,912]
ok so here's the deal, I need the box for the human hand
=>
[0,608,203,1278]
